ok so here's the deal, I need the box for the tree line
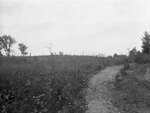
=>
[0,35,28,56]
[0,31,150,57]
[129,31,150,56]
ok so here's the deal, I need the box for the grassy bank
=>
[112,63,150,113]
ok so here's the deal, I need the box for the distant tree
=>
[0,51,2,56]
[59,51,64,55]
[18,43,28,56]
[0,44,3,56]
[129,47,138,62]
[0,35,16,56]
[129,47,138,56]
[113,53,118,57]
[142,31,150,54]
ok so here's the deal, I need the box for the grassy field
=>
[0,55,127,113]
[112,63,150,113]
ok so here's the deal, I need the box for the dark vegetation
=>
[18,43,28,56]
[112,31,150,113]
[0,30,150,113]
[112,63,150,113]
[0,55,127,113]
[0,35,16,56]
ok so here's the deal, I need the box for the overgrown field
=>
[0,55,127,113]
[112,63,150,113]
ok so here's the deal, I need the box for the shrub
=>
[134,53,150,64]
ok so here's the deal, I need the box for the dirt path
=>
[86,66,123,113]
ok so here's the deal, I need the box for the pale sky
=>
[1,0,150,56]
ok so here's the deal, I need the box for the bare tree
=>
[18,43,28,56]
[47,43,54,55]
[0,35,16,56]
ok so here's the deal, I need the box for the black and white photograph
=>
[0,0,150,113]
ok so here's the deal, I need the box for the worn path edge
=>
[86,66,123,113]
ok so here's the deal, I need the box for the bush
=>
[134,53,150,64]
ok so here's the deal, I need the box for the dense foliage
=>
[18,43,28,56]
[142,31,150,54]
[0,71,89,113]
[0,35,16,56]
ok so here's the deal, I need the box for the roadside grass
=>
[112,63,150,113]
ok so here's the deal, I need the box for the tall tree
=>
[18,43,28,56]
[0,35,16,56]
[142,31,150,54]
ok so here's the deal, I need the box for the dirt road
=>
[86,66,123,113]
